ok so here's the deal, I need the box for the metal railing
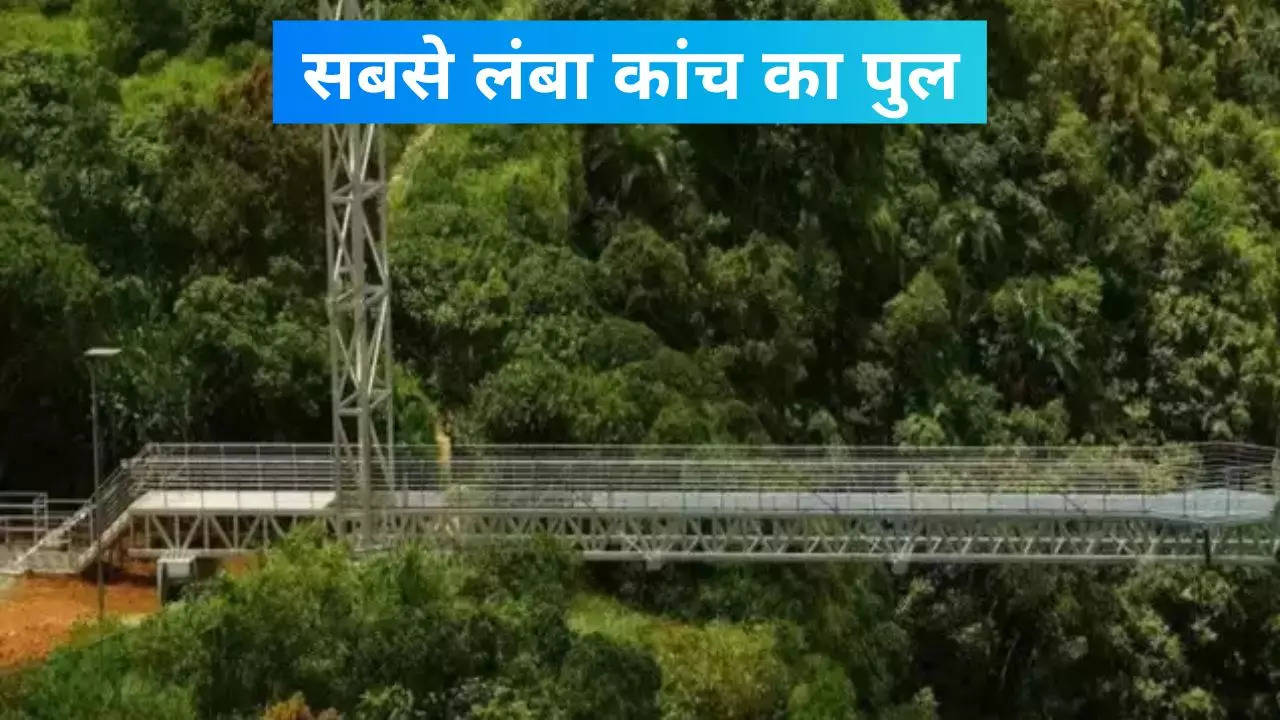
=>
[112,442,1280,521]
[4,456,148,573]
[0,492,48,550]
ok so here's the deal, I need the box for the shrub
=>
[136,48,167,74]
[557,633,661,720]
[37,0,74,16]
[8,532,607,719]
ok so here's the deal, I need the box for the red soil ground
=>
[0,555,263,669]
[0,563,159,668]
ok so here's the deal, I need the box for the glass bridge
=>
[3,442,1278,574]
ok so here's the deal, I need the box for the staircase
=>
[2,456,145,575]
[5,502,89,574]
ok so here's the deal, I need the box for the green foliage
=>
[352,685,416,720]
[390,124,762,443]
[119,55,231,117]
[0,666,33,720]
[86,0,308,73]
[10,535,666,720]
[556,632,662,720]
[0,161,101,496]
[37,0,74,16]
[146,64,321,279]
[0,48,124,250]
[895,564,1280,719]
[383,0,1280,449]
[383,0,508,20]
[86,0,186,74]
[180,0,312,59]
[787,655,860,720]
[570,594,789,720]
[0,7,88,53]
[585,562,914,716]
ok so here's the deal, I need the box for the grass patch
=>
[570,593,789,720]
[0,7,89,54]
[119,55,234,118]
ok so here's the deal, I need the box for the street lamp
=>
[85,347,120,625]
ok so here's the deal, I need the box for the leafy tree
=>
[0,48,130,259]
[0,162,100,494]
[86,0,186,74]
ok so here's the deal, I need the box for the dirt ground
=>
[0,554,264,669]
[0,563,159,668]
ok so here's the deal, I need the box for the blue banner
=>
[273,20,986,125]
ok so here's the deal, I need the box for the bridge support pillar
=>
[319,0,397,547]
[890,554,911,575]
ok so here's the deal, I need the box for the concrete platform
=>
[131,490,337,513]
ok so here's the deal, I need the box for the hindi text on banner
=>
[613,38,744,100]
[302,34,456,102]
[473,37,594,100]
[761,53,843,100]
[862,53,959,119]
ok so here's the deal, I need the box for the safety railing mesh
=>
[113,442,1279,521]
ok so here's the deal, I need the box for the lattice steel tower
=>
[320,0,395,545]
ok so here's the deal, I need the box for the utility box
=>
[156,554,198,604]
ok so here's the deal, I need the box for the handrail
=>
[0,492,48,550]
[101,442,1276,521]
[4,453,146,573]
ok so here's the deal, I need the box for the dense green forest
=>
[3,0,1280,717]
[6,532,1280,719]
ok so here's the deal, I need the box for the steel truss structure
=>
[113,511,1280,566]
[320,0,395,546]
[6,442,1279,574]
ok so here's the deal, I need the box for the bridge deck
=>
[131,490,336,513]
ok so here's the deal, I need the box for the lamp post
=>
[85,347,120,624]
